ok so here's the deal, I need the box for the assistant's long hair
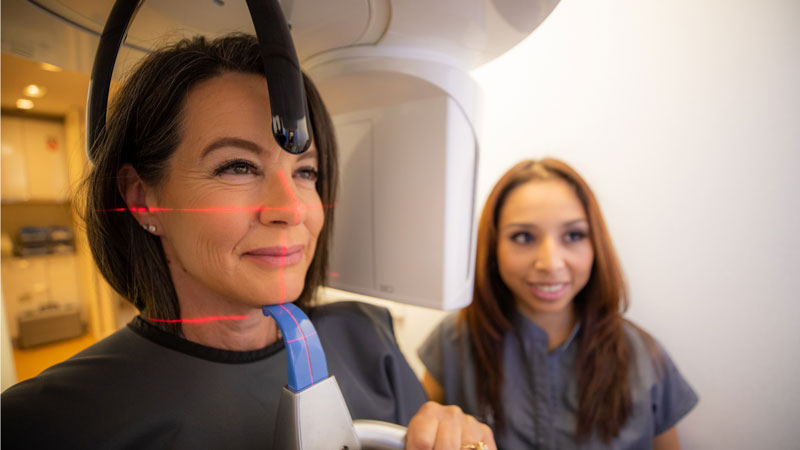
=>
[460,158,632,442]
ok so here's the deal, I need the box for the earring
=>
[143,224,157,233]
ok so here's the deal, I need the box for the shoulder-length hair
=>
[461,158,631,441]
[80,34,337,333]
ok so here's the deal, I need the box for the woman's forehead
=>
[500,179,586,224]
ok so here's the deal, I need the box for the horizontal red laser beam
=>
[285,331,317,344]
[146,315,249,324]
[98,204,336,213]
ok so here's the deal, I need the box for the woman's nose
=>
[258,169,306,226]
[533,237,564,271]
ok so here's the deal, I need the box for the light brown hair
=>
[461,158,635,441]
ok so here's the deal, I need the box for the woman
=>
[1,34,494,450]
[419,159,698,449]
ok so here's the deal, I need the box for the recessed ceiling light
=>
[39,62,63,72]
[24,84,47,98]
[16,99,34,110]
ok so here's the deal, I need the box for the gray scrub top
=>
[419,312,698,450]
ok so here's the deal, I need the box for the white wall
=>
[1,289,18,391]
[471,0,800,448]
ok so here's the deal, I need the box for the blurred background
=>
[2,0,799,449]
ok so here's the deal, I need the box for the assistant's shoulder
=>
[622,321,669,375]
[418,311,467,373]
[623,320,699,432]
[429,312,464,344]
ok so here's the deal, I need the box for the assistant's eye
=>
[295,166,319,182]
[213,159,260,176]
[510,232,534,245]
[564,230,588,243]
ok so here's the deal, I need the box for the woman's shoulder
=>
[622,320,699,433]
[309,301,405,353]
[0,326,153,446]
[622,320,672,378]
[418,311,469,372]
[431,311,466,343]
[623,320,663,357]
[310,300,394,336]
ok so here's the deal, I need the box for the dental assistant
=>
[419,159,697,449]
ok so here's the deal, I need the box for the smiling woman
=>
[0,34,496,450]
[419,159,698,449]
[117,72,325,348]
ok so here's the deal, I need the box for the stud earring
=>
[143,224,157,233]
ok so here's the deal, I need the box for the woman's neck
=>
[180,312,279,351]
[520,304,576,351]
[174,293,280,351]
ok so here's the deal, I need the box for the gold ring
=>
[461,442,488,450]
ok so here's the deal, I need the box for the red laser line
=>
[147,315,249,324]
[98,205,335,213]
[285,331,317,343]
[279,303,314,384]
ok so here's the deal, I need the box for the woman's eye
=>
[564,230,588,243]
[510,232,534,244]
[213,160,259,176]
[295,167,319,182]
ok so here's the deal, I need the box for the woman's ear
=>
[118,164,162,235]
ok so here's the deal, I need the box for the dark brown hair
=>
[461,158,634,441]
[80,34,337,333]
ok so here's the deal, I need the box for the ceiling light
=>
[24,84,47,98]
[16,99,34,110]
[39,62,63,72]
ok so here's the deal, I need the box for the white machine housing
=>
[1,0,559,310]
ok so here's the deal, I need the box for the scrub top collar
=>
[512,307,581,355]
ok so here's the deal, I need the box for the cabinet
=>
[1,116,69,202]
[1,254,81,341]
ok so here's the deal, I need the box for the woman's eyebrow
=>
[297,148,318,162]
[563,219,589,227]
[503,222,539,230]
[201,137,263,158]
[503,219,588,230]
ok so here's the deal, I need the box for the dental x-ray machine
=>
[1,0,560,448]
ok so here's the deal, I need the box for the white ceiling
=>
[1,52,96,117]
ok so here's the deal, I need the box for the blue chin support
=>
[262,303,406,449]
[261,303,328,392]
[261,303,358,449]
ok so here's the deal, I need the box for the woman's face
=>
[150,72,323,312]
[496,179,594,320]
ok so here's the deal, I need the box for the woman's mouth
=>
[527,282,569,301]
[244,245,304,267]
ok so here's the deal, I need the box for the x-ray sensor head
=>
[86,0,312,163]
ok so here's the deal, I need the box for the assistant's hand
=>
[405,401,496,450]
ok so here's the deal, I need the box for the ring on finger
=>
[461,442,488,450]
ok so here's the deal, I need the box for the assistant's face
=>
[496,179,594,320]
[153,72,323,310]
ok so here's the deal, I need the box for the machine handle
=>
[354,420,407,449]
